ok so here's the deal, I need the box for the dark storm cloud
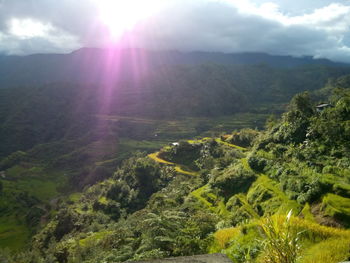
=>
[0,0,350,62]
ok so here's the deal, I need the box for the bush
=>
[210,163,256,199]
[0,151,28,170]
[248,156,267,172]
[258,211,301,263]
[226,129,260,147]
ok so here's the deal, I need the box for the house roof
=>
[316,103,332,108]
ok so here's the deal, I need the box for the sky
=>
[1,0,350,62]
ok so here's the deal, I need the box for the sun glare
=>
[95,0,161,39]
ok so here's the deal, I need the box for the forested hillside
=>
[0,49,349,88]
[1,75,349,262]
[1,61,350,158]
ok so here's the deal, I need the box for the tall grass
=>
[258,211,301,263]
[213,227,241,250]
[209,213,350,262]
[299,237,350,263]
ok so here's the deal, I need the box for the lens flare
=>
[95,0,161,39]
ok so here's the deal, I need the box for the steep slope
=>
[2,77,349,262]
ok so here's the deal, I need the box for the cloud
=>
[0,17,80,55]
[0,0,350,62]
[126,0,350,62]
[8,18,56,39]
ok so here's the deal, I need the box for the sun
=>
[95,0,161,39]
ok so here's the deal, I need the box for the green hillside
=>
[0,63,348,158]
[1,75,349,262]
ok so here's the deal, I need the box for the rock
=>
[128,253,232,263]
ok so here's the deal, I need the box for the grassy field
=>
[0,167,68,250]
[0,216,30,251]
[99,112,269,140]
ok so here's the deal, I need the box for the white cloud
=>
[0,0,350,62]
[8,18,53,39]
[223,0,350,29]
[0,17,80,55]
[118,0,350,62]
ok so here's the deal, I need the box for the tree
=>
[287,92,314,118]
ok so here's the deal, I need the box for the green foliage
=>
[258,212,301,263]
[275,92,313,145]
[210,225,262,262]
[0,151,28,170]
[279,167,324,204]
[300,203,315,222]
[0,216,31,251]
[321,194,350,227]
[248,156,267,172]
[160,140,202,169]
[112,154,171,205]
[247,176,301,216]
[2,75,350,262]
[299,237,350,263]
[225,128,260,148]
[209,163,257,199]
[226,229,262,262]
[226,194,259,224]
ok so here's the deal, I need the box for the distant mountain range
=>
[1,48,350,157]
[0,48,349,88]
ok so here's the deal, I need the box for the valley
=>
[3,78,348,262]
[2,0,350,261]
[0,111,268,251]
[0,50,349,262]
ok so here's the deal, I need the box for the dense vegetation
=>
[1,75,349,262]
[0,49,348,89]
[1,61,350,158]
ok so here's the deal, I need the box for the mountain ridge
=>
[0,48,349,89]
[2,48,348,67]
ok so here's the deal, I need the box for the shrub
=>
[248,156,267,173]
[258,211,301,263]
[210,164,256,199]
[321,194,350,227]
[226,129,259,148]
[0,151,28,170]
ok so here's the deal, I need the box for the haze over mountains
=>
[1,49,350,159]
[0,48,349,88]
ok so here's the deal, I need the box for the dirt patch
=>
[311,203,343,228]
